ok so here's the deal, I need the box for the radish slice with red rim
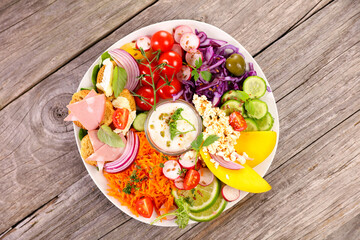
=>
[159,204,177,220]
[174,177,185,190]
[171,43,184,58]
[185,50,203,67]
[174,25,193,43]
[178,151,196,169]
[162,160,181,180]
[176,65,191,81]
[198,168,214,186]
[136,36,151,51]
[222,185,240,202]
[180,33,200,52]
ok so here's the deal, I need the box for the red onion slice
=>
[210,154,244,170]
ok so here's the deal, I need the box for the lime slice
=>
[172,178,220,213]
[188,195,228,222]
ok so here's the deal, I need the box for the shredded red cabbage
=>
[181,30,257,104]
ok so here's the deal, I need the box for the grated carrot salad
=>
[104,131,176,217]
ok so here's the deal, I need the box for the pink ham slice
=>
[86,142,125,163]
[64,90,98,121]
[66,94,105,130]
[88,130,104,151]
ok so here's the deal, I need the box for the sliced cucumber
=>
[220,100,245,116]
[243,76,267,99]
[172,178,220,213]
[244,118,259,132]
[221,90,249,104]
[133,112,147,132]
[245,99,268,119]
[188,194,227,222]
[254,112,274,131]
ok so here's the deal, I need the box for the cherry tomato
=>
[156,76,182,99]
[183,169,200,190]
[158,51,182,77]
[229,111,247,131]
[139,60,160,86]
[112,108,129,130]
[135,197,154,218]
[135,86,158,111]
[151,31,174,52]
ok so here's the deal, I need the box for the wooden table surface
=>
[1,0,359,239]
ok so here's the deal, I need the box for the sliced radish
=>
[185,50,203,67]
[180,33,200,52]
[171,43,184,58]
[159,204,177,220]
[174,25,193,43]
[174,177,185,190]
[162,160,181,180]
[222,185,240,202]
[176,65,191,81]
[198,168,214,186]
[179,151,196,169]
[136,36,151,51]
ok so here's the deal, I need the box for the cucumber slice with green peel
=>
[245,99,268,119]
[172,178,220,213]
[243,76,267,99]
[254,112,274,131]
[221,90,249,104]
[188,194,227,222]
[132,112,148,132]
[220,100,245,116]
[244,118,259,132]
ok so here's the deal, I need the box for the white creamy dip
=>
[147,102,200,153]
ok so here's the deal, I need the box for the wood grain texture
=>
[0,0,327,235]
[0,0,156,109]
[1,0,359,239]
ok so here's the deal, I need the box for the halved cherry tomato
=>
[139,60,160,86]
[156,76,182,99]
[229,111,247,131]
[158,51,182,77]
[135,86,158,111]
[135,197,154,218]
[151,31,174,52]
[112,108,129,130]
[183,169,200,190]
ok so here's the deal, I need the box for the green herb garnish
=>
[169,108,196,140]
[112,66,127,98]
[190,133,219,167]
[159,163,165,168]
[97,125,125,148]
[189,57,212,82]
[79,129,88,141]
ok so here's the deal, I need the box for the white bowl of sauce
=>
[144,99,202,156]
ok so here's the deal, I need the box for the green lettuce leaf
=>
[97,125,125,148]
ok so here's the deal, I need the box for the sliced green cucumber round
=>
[172,178,220,213]
[244,118,259,132]
[254,112,274,131]
[244,99,268,119]
[188,194,227,222]
[243,76,267,99]
[132,112,148,132]
[221,90,249,104]
[220,100,245,116]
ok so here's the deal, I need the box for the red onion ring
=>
[210,154,244,170]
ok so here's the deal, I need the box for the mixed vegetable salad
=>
[64,24,277,228]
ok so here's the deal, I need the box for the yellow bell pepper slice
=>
[200,150,271,193]
[235,131,277,168]
[120,42,154,60]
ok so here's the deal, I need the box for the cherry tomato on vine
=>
[135,86,158,111]
[183,169,200,190]
[139,60,160,87]
[112,108,129,130]
[156,76,182,99]
[158,51,183,77]
[229,111,247,131]
[151,31,174,52]
[135,197,154,218]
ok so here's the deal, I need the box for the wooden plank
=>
[325,214,360,240]
[0,0,156,109]
[0,0,339,237]
[177,112,360,240]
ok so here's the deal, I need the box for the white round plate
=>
[74,20,279,226]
